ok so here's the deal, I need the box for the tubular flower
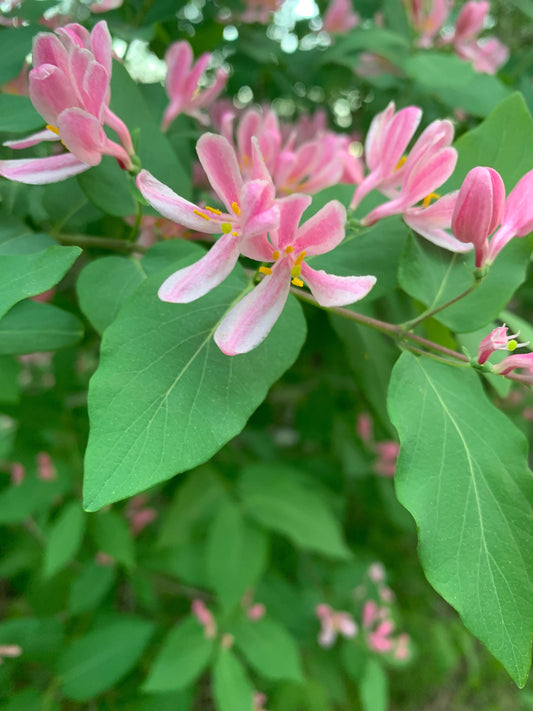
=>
[322,0,360,34]
[403,191,472,252]
[0,21,135,185]
[161,41,228,131]
[315,604,358,648]
[451,166,506,267]
[477,325,529,365]
[137,133,280,304]
[406,0,452,48]
[214,194,376,355]
[485,169,533,264]
[493,352,533,378]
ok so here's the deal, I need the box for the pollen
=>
[221,223,232,234]
[231,202,241,216]
[295,250,306,266]
[508,339,518,351]
[205,205,222,215]
[46,124,60,136]
[259,266,273,275]
[272,250,280,260]
[193,209,210,221]
[232,231,239,236]
[285,245,294,254]
[290,265,302,278]
[291,277,304,287]
[395,156,407,170]
[422,192,440,208]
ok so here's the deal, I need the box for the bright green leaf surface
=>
[143,617,213,693]
[359,659,388,711]
[0,94,43,132]
[239,464,352,559]
[233,616,304,683]
[77,157,136,216]
[206,501,268,612]
[0,244,81,319]
[83,265,306,510]
[388,353,533,686]
[0,27,36,85]
[57,617,154,701]
[90,510,135,568]
[0,301,84,355]
[212,648,254,711]
[43,502,85,579]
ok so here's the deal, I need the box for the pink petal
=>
[403,147,457,206]
[214,262,291,355]
[501,169,533,237]
[294,200,346,256]
[136,170,227,233]
[183,52,211,100]
[196,133,243,212]
[0,153,89,184]
[301,263,376,307]
[239,179,279,238]
[90,20,113,75]
[404,192,474,252]
[379,106,423,176]
[158,232,240,304]
[29,64,78,125]
[32,33,70,74]
[270,194,311,251]
[57,108,104,165]
[79,58,109,118]
[4,129,60,149]
[165,41,193,101]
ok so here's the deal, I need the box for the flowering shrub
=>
[1,1,533,709]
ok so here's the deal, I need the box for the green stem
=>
[401,278,482,331]
[56,233,147,254]
[128,199,143,242]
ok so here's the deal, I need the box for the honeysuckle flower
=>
[350,102,423,210]
[393,633,411,661]
[450,0,489,44]
[235,0,284,23]
[90,0,123,12]
[477,325,529,365]
[316,604,358,647]
[214,195,376,355]
[37,452,56,481]
[10,462,25,486]
[0,645,22,663]
[451,166,505,267]
[368,562,386,584]
[161,41,228,131]
[403,191,473,252]
[192,599,217,639]
[0,21,135,185]
[253,691,268,711]
[322,0,360,34]
[485,169,533,264]
[406,0,452,48]
[126,494,157,536]
[137,133,280,304]
[455,36,509,74]
[373,441,400,477]
[493,352,533,377]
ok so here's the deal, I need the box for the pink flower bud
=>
[477,325,528,365]
[367,562,385,583]
[10,462,25,486]
[247,603,266,620]
[356,413,373,443]
[192,599,217,639]
[36,452,56,481]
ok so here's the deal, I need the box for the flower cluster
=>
[477,325,532,379]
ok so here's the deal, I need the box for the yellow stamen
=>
[422,192,441,208]
[272,250,280,260]
[205,205,222,215]
[46,124,60,136]
[232,231,239,236]
[295,250,306,266]
[231,202,241,216]
[395,156,407,170]
[285,245,294,254]
[292,277,304,287]
[259,266,273,275]
[290,265,302,278]
[193,209,210,221]
[508,339,518,351]
[221,223,232,234]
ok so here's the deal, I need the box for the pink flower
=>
[356,413,373,443]
[126,494,157,535]
[477,325,528,365]
[36,452,56,481]
[316,603,358,647]
[90,0,123,12]
[403,191,472,253]
[393,633,411,661]
[492,352,533,378]
[248,603,266,620]
[451,166,506,267]
[214,195,376,355]
[455,37,509,74]
[406,0,452,48]
[452,1,489,44]
[10,462,25,486]
[322,0,360,34]
[253,691,268,711]
[137,133,280,305]
[0,645,22,664]
[485,169,533,264]
[192,599,217,639]
[368,562,385,584]
[0,21,135,184]
[161,41,228,131]
[234,0,284,24]
[373,441,400,477]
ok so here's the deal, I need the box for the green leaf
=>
[57,617,154,701]
[77,157,136,216]
[0,244,81,319]
[43,502,86,579]
[83,265,306,510]
[90,510,135,568]
[76,256,146,334]
[206,501,268,612]
[212,648,254,711]
[398,233,532,332]
[388,352,533,686]
[0,472,69,524]
[0,26,36,85]
[68,561,116,615]
[0,617,63,661]
[233,616,304,683]
[239,464,351,559]
[143,617,214,693]
[0,94,42,132]
[0,355,20,403]
[359,659,388,711]
[0,301,84,354]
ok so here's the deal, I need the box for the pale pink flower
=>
[451,1,489,44]
[477,325,528,365]
[455,37,509,75]
[485,169,533,264]
[161,41,228,131]
[235,0,284,24]
[373,441,400,477]
[406,0,452,48]
[368,562,385,584]
[248,603,266,620]
[192,599,217,639]
[126,494,157,535]
[0,21,135,184]
[253,691,268,711]
[36,452,56,481]
[90,0,123,12]
[356,413,373,443]
[0,645,22,663]
[322,0,360,34]
[214,195,376,355]
[403,191,472,253]
[316,603,358,647]
[10,462,25,486]
[393,633,411,661]
[378,586,395,603]
[368,619,395,652]
[492,352,533,378]
[137,133,280,305]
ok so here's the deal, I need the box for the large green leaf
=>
[0,244,81,319]
[77,157,136,217]
[212,649,254,711]
[0,94,43,133]
[83,264,306,510]
[359,659,388,711]
[57,617,154,701]
[238,464,351,559]
[143,617,214,693]
[68,562,116,615]
[0,26,36,85]
[388,353,533,686]
[398,233,532,332]
[89,510,135,568]
[0,301,84,355]
[43,501,86,579]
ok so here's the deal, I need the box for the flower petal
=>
[294,199,346,255]
[0,153,89,184]
[214,262,291,355]
[239,179,279,238]
[270,194,311,251]
[4,129,60,149]
[29,64,78,125]
[57,108,104,165]
[301,263,376,307]
[158,232,240,304]
[196,133,243,211]
[404,192,474,252]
